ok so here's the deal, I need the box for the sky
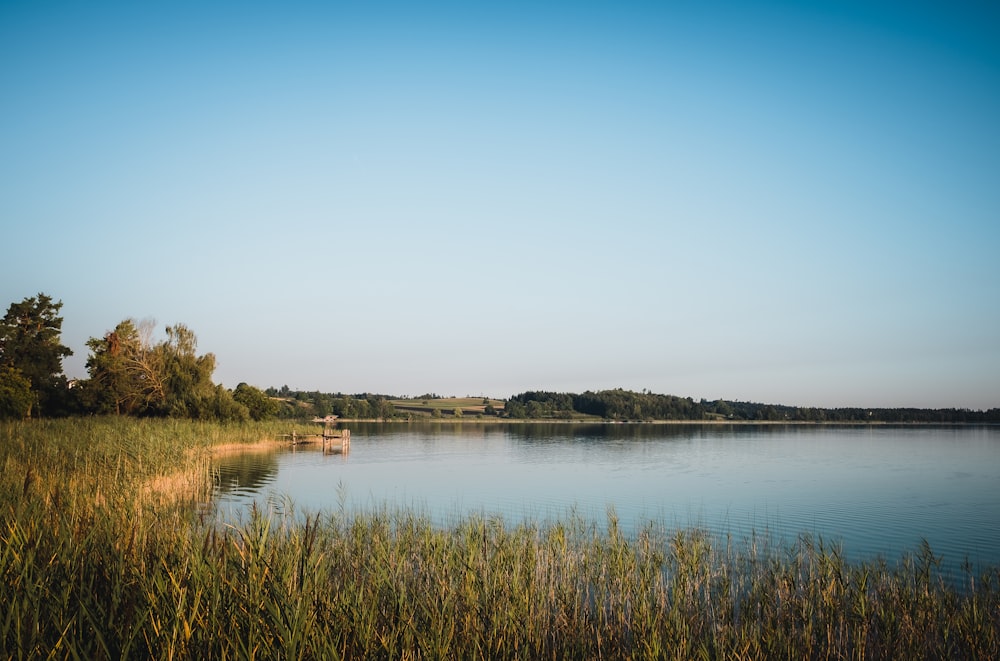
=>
[2,0,998,409]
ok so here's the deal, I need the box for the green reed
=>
[2,418,998,659]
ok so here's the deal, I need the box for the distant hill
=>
[265,387,999,423]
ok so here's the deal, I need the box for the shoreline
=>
[327,417,994,426]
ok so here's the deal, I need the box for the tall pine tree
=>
[0,293,73,417]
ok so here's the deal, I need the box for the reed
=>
[2,418,998,659]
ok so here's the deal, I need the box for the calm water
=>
[213,423,1000,574]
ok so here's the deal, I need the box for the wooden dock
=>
[323,429,350,454]
[284,421,351,454]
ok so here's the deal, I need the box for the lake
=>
[212,422,1000,578]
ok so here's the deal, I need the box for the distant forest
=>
[263,385,397,420]
[267,386,1000,424]
[504,389,1000,424]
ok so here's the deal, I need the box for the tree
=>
[153,323,231,418]
[372,397,395,420]
[84,320,245,420]
[85,319,165,415]
[505,400,527,419]
[204,384,249,421]
[0,293,73,417]
[233,383,279,420]
[0,366,33,420]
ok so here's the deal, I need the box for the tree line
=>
[0,293,272,421]
[2,293,997,423]
[506,389,1000,423]
[0,293,399,422]
[262,386,396,420]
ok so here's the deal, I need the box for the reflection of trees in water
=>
[351,421,804,446]
[509,423,702,442]
[213,453,280,495]
[508,422,795,444]
[351,421,509,439]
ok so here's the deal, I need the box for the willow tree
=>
[157,323,219,417]
[85,319,164,415]
[85,320,246,419]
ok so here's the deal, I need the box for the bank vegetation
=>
[2,418,999,659]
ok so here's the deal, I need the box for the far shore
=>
[237,418,995,451]
[313,417,991,426]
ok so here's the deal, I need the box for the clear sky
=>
[2,0,998,409]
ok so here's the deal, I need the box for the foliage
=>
[507,390,574,418]
[0,293,73,416]
[508,389,1000,423]
[84,319,246,420]
[233,382,279,420]
[265,389,398,420]
[158,324,218,417]
[85,319,161,415]
[0,366,34,420]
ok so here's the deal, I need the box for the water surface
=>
[213,423,1000,575]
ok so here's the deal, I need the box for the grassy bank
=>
[2,418,998,659]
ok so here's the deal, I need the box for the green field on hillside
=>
[390,397,505,417]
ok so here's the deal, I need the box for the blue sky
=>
[2,0,998,408]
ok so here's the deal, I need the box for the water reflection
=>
[214,450,280,497]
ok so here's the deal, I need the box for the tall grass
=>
[2,418,998,659]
